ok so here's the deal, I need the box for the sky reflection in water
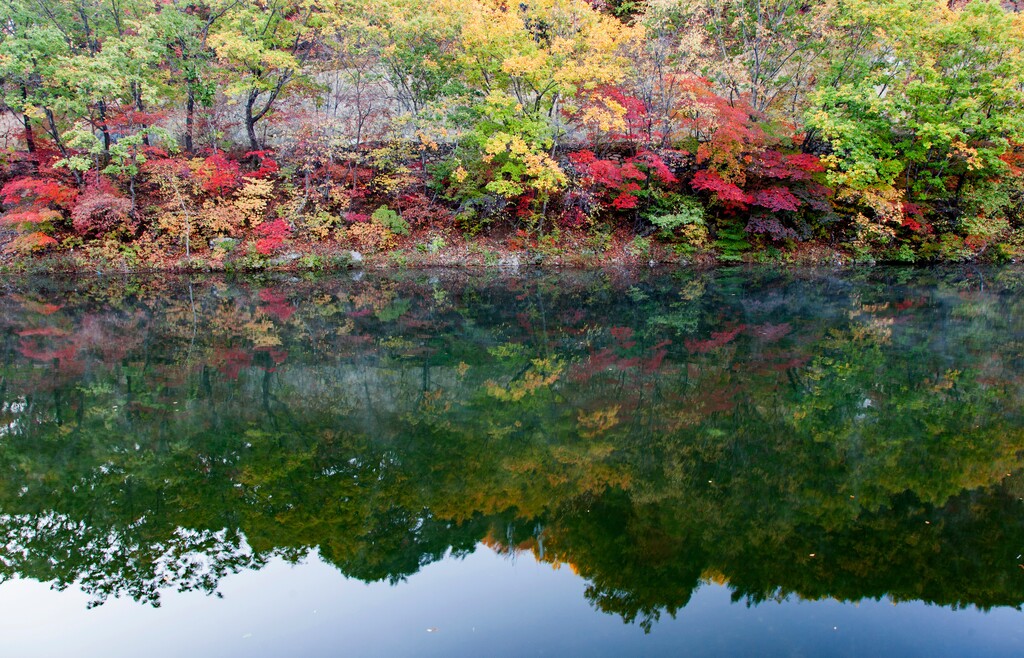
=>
[0,267,1023,655]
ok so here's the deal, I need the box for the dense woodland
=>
[1,0,1024,268]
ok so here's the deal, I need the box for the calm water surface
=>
[1,266,1023,656]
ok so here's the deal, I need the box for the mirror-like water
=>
[2,267,1024,656]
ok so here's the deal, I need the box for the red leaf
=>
[752,187,801,212]
[691,170,752,208]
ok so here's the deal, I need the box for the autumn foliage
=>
[71,183,134,238]
[254,218,292,255]
[0,0,1021,263]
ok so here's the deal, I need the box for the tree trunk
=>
[97,101,112,160]
[20,86,36,155]
[22,114,36,154]
[245,75,289,153]
[45,108,82,187]
[133,84,150,147]
[184,88,196,153]
[245,92,260,152]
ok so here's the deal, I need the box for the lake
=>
[1,266,1023,656]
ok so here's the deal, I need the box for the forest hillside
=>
[1,0,1023,269]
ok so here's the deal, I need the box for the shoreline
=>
[0,231,994,276]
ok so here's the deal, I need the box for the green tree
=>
[209,0,322,151]
[808,0,1024,235]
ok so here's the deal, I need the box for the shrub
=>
[713,219,751,261]
[254,218,292,255]
[649,197,710,253]
[396,192,452,228]
[301,211,343,240]
[371,206,410,236]
[627,235,651,257]
[71,187,134,238]
[886,242,918,263]
[8,231,58,253]
[346,222,392,252]
[232,177,275,226]
[650,197,705,239]
[0,176,76,252]
[193,153,241,195]
[417,235,447,254]
[568,149,677,216]
[198,200,244,236]
[1,178,77,208]
[746,214,800,242]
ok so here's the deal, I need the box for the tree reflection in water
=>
[1,267,1023,630]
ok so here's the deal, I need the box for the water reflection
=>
[1,267,1023,630]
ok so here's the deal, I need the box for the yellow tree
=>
[457,0,640,150]
[443,0,641,217]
